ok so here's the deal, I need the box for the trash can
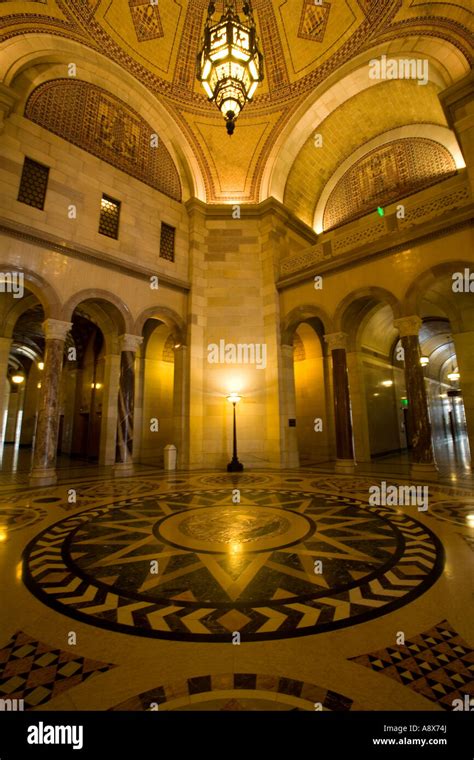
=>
[164,444,177,471]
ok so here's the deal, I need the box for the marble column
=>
[30,319,72,487]
[394,316,437,478]
[281,343,299,468]
[173,344,189,469]
[0,337,12,448]
[114,334,143,477]
[324,332,356,473]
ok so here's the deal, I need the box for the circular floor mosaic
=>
[23,489,444,641]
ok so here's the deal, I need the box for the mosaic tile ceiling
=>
[0,1,472,202]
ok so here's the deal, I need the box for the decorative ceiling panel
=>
[25,79,182,201]
[323,137,457,230]
[0,0,472,205]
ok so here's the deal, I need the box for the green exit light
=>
[401,398,408,407]
[377,206,385,217]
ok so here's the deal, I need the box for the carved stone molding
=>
[394,316,422,338]
[43,319,72,342]
[324,332,348,351]
[119,334,144,353]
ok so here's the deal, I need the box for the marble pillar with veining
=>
[324,332,355,472]
[30,319,72,486]
[394,316,437,474]
[114,334,143,475]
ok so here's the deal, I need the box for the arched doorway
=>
[61,294,128,468]
[0,291,45,472]
[292,321,332,465]
[140,319,177,467]
[334,291,403,464]
[280,308,334,468]
[403,263,473,471]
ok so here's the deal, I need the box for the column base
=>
[113,461,135,478]
[29,468,57,487]
[227,458,244,473]
[335,458,357,474]
[411,461,439,480]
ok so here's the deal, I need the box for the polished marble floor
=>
[0,462,473,711]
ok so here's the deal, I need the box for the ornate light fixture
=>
[11,372,25,385]
[447,369,460,382]
[197,1,264,135]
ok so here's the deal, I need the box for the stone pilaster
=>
[30,319,72,487]
[114,334,143,476]
[173,344,189,469]
[452,330,474,458]
[280,343,299,468]
[324,332,356,472]
[0,337,12,447]
[185,201,206,469]
[0,84,19,134]
[100,354,121,466]
[394,316,437,478]
[439,71,474,191]
[346,350,371,463]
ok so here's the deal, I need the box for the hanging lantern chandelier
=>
[197,0,264,135]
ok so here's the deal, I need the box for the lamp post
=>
[226,392,243,472]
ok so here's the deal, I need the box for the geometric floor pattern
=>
[110,672,354,711]
[349,620,474,710]
[23,488,444,641]
[0,505,47,537]
[0,631,115,709]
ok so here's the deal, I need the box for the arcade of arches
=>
[0,0,473,715]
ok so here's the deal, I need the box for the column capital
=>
[324,332,348,351]
[43,319,72,342]
[119,333,143,353]
[394,316,422,338]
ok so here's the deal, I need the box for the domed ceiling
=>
[0,0,472,204]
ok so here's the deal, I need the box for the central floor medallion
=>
[155,506,314,554]
[23,488,443,641]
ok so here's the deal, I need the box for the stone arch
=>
[262,36,468,207]
[334,286,402,349]
[281,305,334,346]
[2,293,40,340]
[402,261,473,333]
[134,306,187,346]
[62,289,133,354]
[314,127,463,232]
[2,35,204,201]
[0,264,61,329]
[25,79,182,202]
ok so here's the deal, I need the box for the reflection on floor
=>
[0,465,473,711]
